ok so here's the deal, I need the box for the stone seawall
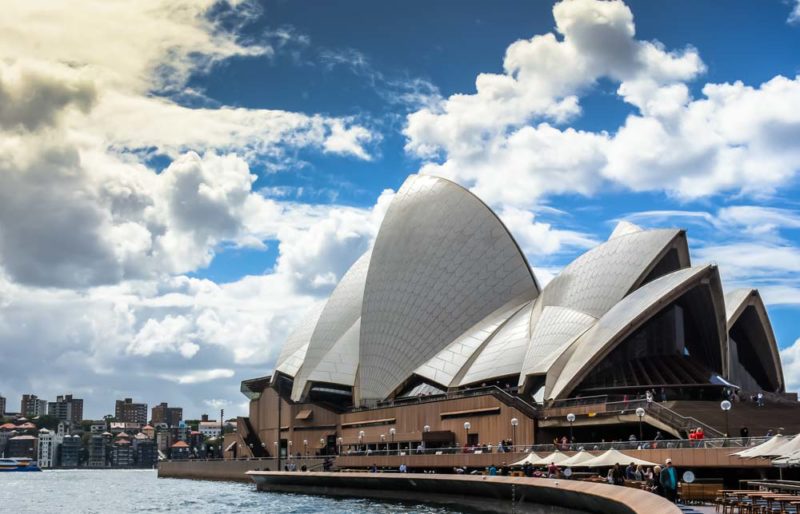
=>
[248,471,682,514]
[158,458,318,482]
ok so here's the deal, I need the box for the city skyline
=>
[1,0,800,420]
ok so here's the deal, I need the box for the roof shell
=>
[274,302,326,378]
[357,174,539,401]
[291,250,371,400]
[547,264,726,399]
[725,288,784,392]
[520,226,689,385]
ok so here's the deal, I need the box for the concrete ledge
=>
[247,471,681,514]
[158,459,276,482]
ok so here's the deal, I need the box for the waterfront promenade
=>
[247,471,681,514]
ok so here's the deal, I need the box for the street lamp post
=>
[303,439,308,457]
[721,400,732,442]
[358,430,365,453]
[380,434,386,453]
[510,417,519,450]
[288,440,293,459]
[422,424,430,453]
[463,421,471,448]
[320,437,326,455]
[273,441,279,471]
[337,436,343,455]
[389,427,396,453]
[566,413,576,443]
[636,407,645,441]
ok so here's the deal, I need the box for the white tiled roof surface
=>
[291,250,371,399]
[357,175,539,400]
[414,299,527,388]
[274,302,325,377]
[304,317,361,390]
[724,288,753,325]
[547,265,715,399]
[457,301,534,386]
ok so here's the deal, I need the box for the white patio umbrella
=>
[559,450,597,467]
[511,452,543,466]
[581,448,658,468]
[770,436,800,459]
[733,435,786,458]
[532,450,572,466]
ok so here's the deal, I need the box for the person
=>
[500,462,509,476]
[488,464,497,476]
[659,458,678,502]
[757,392,765,407]
[695,427,704,442]
[606,468,614,484]
[646,389,653,403]
[650,465,663,496]
[547,461,559,478]
[612,463,625,485]
[740,426,750,445]
[660,387,667,402]
[370,463,378,473]
[766,429,774,437]
[634,464,644,481]
[399,463,407,473]
[625,462,636,480]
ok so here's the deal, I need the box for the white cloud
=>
[498,206,598,256]
[165,369,236,385]
[405,0,800,208]
[780,339,800,392]
[789,0,800,24]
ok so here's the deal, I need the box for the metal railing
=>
[335,435,773,458]
[351,386,538,418]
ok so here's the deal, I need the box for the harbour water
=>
[0,469,462,514]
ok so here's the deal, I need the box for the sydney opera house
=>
[231,174,793,463]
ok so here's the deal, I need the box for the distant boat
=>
[0,458,42,472]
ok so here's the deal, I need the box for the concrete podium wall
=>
[158,458,317,482]
[248,472,682,514]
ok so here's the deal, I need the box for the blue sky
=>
[1,0,799,419]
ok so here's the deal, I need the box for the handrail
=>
[334,435,772,458]
[645,402,725,438]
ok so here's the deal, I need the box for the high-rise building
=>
[37,428,58,468]
[59,435,81,467]
[151,402,182,427]
[111,440,134,467]
[20,394,48,418]
[0,394,6,417]
[48,394,84,427]
[115,398,147,424]
[88,434,107,467]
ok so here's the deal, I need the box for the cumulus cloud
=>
[789,0,800,24]
[405,0,800,207]
[780,339,800,391]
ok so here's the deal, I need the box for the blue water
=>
[0,469,462,513]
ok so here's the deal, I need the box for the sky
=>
[1,0,799,420]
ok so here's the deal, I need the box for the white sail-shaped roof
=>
[724,288,784,392]
[457,300,534,386]
[274,302,326,378]
[291,250,371,400]
[520,225,689,386]
[547,265,725,399]
[413,300,527,388]
[358,174,539,401]
[303,318,361,391]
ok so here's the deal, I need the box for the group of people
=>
[462,440,514,453]
[605,458,679,503]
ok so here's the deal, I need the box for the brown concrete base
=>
[248,472,681,514]
[159,458,306,482]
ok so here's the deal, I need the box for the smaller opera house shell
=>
[273,174,784,407]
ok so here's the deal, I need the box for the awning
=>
[581,449,658,468]
[559,450,598,467]
[532,451,572,466]
[341,418,396,428]
[295,410,313,421]
[733,435,787,458]
[511,452,543,466]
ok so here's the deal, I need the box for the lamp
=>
[720,400,732,440]
[510,417,519,448]
[463,421,471,446]
[635,407,645,441]
[566,413,576,442]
